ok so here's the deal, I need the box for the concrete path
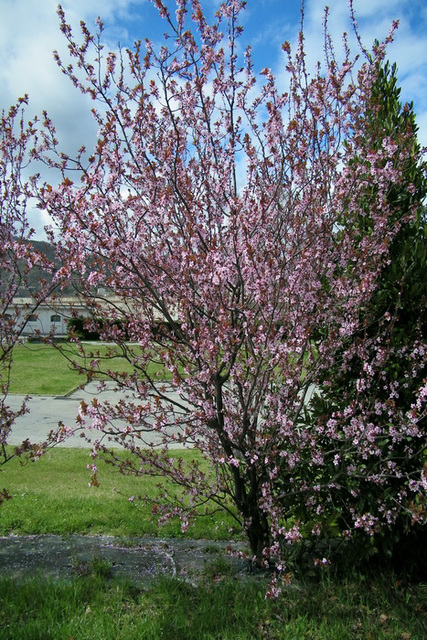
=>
[8,382,317,449]
[0,535,250,585]
[7,381,186,449]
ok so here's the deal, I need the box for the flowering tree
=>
[39,0,425,579]
[0,99,60,503]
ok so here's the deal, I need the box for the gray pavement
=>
[7,381,186,449]
[7,381,318,450]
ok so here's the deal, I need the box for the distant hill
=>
[21,240,57,294]
[3,239,75,296]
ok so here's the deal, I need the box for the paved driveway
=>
[7,381,186,449]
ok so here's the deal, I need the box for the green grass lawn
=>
[0,448,426,639]
[0,448,237,539]
[2,346,426,639]
[9,343,85,395]
[8,342,169,395]
[0,571,424,640]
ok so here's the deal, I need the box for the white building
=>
[12,293,176,339]
[12,296,90,338]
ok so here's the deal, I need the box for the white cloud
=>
[0,0,149,137]
[1,1,94,149]
[0,0,148,236]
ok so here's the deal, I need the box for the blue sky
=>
[1,0,426,235]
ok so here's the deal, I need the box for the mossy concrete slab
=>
[0,535,250,585]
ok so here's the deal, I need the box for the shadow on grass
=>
[0,570,425,640]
